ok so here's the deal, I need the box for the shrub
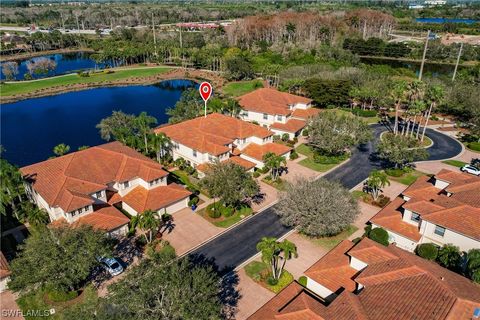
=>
[252,121,259,125]
[267,276,278,286]
[368,227,389,246]
[161,213,172,222]
[206,203,222,219]
[375,195,390,207]
[468,142,480,152]
[223,206,234,217]
[351,108,377,117]
[289,150,299,160]
[298,276,307,286]
[281,133,290,142]
[313,153,347,164]
[292,137,298,144]
[385,168,405,177]
[78,71,90,77]
[47,289,79,302]
[135,236,148,247]
[252,171,261,178]
[273,135,281,142]
[302,129,309,136]
[24,73,33,80]
[416,243,439,260]
[352,237,362,244]
[188,196,199,207]
[363,224,372,237]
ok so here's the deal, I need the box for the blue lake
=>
[415,18,478,24]
[0,79,196,167]
[0,52,113,81]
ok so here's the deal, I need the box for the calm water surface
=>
[415,18,478,24]
[0,79,195,166]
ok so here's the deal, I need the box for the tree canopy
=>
[166,88,203,124]
[276,178,359,237]
[376,133,428,168]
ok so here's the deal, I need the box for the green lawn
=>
[197,205,253,228]
[334,108,380,125]
[303,225,359,250]
[222,79,263,97]
[389,170,426,185]
[16,285,98,320]
[442,159,467,168]
[295,144,348,172]
[351,190,369,200]
[244,261,294,294]
[0,67,171,96]
[261,177,288,191]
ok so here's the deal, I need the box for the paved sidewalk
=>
[235,269,274,320]
[284,232,328,279]
[416,148,478,175]
[0,291,24,320]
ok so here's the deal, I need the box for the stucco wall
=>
[306,277,334,299]
[420,220,480,252]
[350,256,368,271]
[371,223,418,252]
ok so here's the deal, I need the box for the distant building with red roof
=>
[370,169,480,252]
[154,113,291,176]
[237,88,318,139]
[249,238,480,320]
[20,142,191,236]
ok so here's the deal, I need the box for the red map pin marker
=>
[199,82,212,117]
[199,82,212,102]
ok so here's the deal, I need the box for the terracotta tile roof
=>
[421,205,480,240]
[241,143,292,161]
[154,113,272,156]
[305,241,358,292]
[121,184,191,213]
[225,156,257,170]
[450,188,480,207]
[0,251,11,279]
[347,238,398,265]
[402,200,445,215]
[74,205,130,232]
[238,88,312,116]
[20,142,168,212]
[291,108,321,121]
[370,197,422,241]
[271,119,307,133]
[402,175,441,200]
[436,169,478,186]
[249,238,480,320]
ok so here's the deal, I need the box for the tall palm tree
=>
[256,237,298,280]
[0,158,25,219]
[389,80,407,135]
[22,202,49,227]
[421,84,444,142]
[150,133,171,163]
[137,209,161,243]
[366,170,390,201]
[136,112,158,154]
[53,143,70,157]
[263,152,286,181]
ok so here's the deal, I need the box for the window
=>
[263,113,268,120]
[95,191,102,198]
[242,111,248,117]
[277,115,282,121]
[123,181,130,189]
[410,212,420,222]
[192,149,197,157]
[434,225,445,237]
[78,207,83,214]
[71,211,76,217]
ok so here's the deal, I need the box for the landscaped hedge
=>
[416,243,439,260]
[468,142,480,152]
[298,276,307,286]
[385,168,405,177]
[313,153,348,164]
[368,227,389,246]
[350,108,378,118]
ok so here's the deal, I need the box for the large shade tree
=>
[308,111,372,156]
[275,178,359,237]
[376,133,428,168]
[8,224,112,293]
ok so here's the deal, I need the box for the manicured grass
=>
[304,225,359,250]
[244,261,294,293]
[0,67,171,96]
[420,136,433,147]
[222,79,263,97]
[334,108,380,125]
[197,205,253,228]
[389,170,426,185]
[295,144,348,172]
[16,285,98,320]
[351,190,369,200]
[442,159,468,168]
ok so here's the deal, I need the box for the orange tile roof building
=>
[370,169,480,252]
[249,238,480,320]
[237,88,319,139]
[20,142,191,236]
[154,113,291,175]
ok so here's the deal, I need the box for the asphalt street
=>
[189,124,463,272]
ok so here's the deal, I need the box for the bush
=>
[267,276,278,286]
[281,133,290,142]
[292,137,298,144]
[24,73,33,80]
[368,227,389,246]
[188,196,199,207]
[302,129,309,137]
[468,142,480,152]
[78,71,90,77]
[385,168,405,177]
[352,237,362,244]
[363,224,372,237]
[289,150,299,160]
[206,203,222,219]
[47,289,78,302]
[161,213,172,222]
[223,206,234,217]
[273,135,281,142]
[375,195,390,207]
[350,108,377,117]
[313,153,347,164]
[298,276,307,286]
[135,236,148,247]
[252,171,261,178]
[416,243,439,260]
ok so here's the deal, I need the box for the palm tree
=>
[136,112,158,154]
[0,158,25,219]
[22,202,49,227]
[365,170,390,201]
[437,244,462,271]
[467,249,480,283]
[256,237,297,280]
[53,143,70,157]
[225,99,241,118]
[137,209,161,243]
[263,152,286,181]
[150,133,171,163]
[389,80,407,135]
[421,84,444,142]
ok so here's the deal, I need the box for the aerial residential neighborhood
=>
[0,0,479,319]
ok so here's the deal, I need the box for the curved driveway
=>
[189,124,463,272]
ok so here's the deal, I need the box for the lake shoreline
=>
[0,48,95,62]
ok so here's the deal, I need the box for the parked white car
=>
[99,257,124,276]
[460,164,480,176]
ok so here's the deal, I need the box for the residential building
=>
[370,169,480,252]
[0,252,11,293]
[20,142,191,237]
[154,113,291,176]
[425,0,447,6]
[249,238,480,320]
[237,88,319,139]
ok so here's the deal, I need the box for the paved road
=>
[189,124,463,272]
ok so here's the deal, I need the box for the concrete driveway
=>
[0,291,23,320]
